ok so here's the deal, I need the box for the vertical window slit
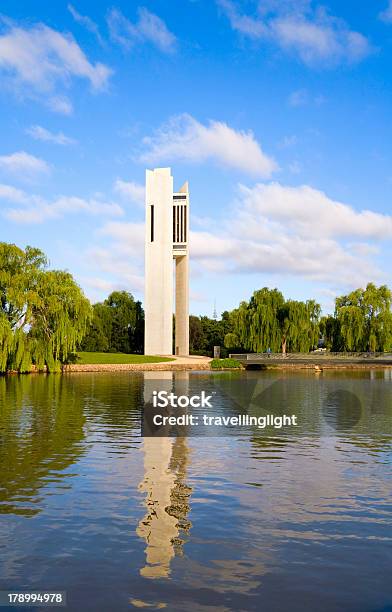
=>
[150,205,154,242]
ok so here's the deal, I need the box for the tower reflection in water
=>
[137,372,192,579]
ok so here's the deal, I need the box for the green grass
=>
[77,352,175,365]
[210,358,242,370]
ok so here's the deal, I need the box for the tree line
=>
[223,285,392,354]
[85,284,392,356]
[1,242,391,373]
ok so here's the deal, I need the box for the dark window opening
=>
[173,204,188,243]
[150,205,154,242]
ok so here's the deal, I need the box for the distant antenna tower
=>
[213,299,217,320]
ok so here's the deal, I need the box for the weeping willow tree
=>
[334,283,392,352]
[278,299,321,354]
[224,287,321,353]
[225,289,284,352]
[0,243,92,373]
[319,315,339,350]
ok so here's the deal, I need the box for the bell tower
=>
[144,168,189,355]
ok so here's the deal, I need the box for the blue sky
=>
[1,0,392,316]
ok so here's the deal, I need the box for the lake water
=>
[0,370,391,612]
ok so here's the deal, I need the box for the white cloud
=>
[0,21,111,111]
[137,7,176,52]
[189,181,392,287]
[85,221,146,295]
[348,242,380,257]
[99,221,145,256]
[0,151,50,177]
[140,114,278,177]
[86,246,144,291]
[0,186,123,223]
[83,277,121,294]
[217,0,266,38]
[113,179,145,206]
[0,183,28,202]
[288,160,302,174]
[81,275,139,302]
[272,17,370,66]
[107,7,176,53]
[68,4,104,45]
[218,0,372,67]
[236,183,392,240]
[191,231,378,287]
[47,96,73,115]
[76,179,391,302]
[380,1,392,23]
[26,125,77,145]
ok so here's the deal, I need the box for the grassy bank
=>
[77,352,175,365]
[210,358,242,370]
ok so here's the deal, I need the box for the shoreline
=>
[63,361,212,372]
[4,358,392,374]
[52,361,392,373]
[245,362,392,370]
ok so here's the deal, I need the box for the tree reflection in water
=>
[0,375,85,516]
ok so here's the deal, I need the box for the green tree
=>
[278,299,320,354]
[80,302,112,352]
[189,315,204,353]
[0,243,91,372]
[107,291,144,353]
[81,291,144,354]
[188,313,233,356]
[335,283,392,352]
[319,315,340,350]
[199,316,224,352]
[224,287,321,354]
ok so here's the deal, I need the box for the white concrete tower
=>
[144,168,189,355]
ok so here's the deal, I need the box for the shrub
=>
[210,358,242,370]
